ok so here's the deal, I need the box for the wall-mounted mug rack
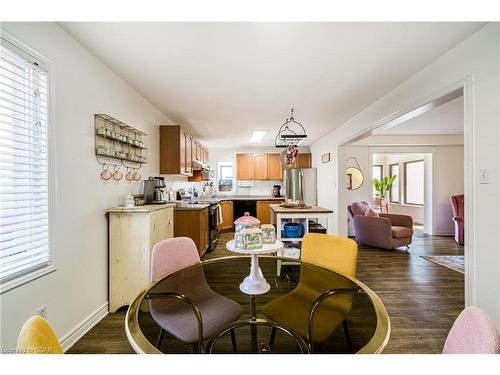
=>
[94,114,148,181]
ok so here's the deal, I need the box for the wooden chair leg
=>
[156,328,165,349]
[342,320,353,353]
[230,329,237,353]
[269,326,277,350]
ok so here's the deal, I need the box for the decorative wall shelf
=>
[94,114,148,166]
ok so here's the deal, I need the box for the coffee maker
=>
[143,177,167,204]
[272,184,282,197]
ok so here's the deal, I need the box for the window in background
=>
[389,163,399,203]
[404,160,424,205]
[218,162,234,192]
[372,165,383,198]
[0,36,51,285]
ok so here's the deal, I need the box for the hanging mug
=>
[134,169,141,181]
[113,165,123,181]
[100,164,112,180]
[126,168,135,181]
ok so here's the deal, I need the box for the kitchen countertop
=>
[174,203,211,211]
[269,203,333,214]
[215,195,285,201]
[107,203,176,213]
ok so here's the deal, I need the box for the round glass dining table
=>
[126,256,390,354]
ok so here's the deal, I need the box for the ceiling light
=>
[250,130,267,143]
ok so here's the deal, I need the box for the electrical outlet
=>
[36,304,47,319]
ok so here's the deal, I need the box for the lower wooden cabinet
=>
[108,205,174,313]
[219,200,234,230]
[257,199,285,224]
[174,208,209,258]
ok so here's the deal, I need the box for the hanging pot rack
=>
[274,108,308,148]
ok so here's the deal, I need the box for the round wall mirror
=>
[347,167,364,190]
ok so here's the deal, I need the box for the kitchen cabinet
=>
[159,125,209,175]
[159,126,191,176]
[291,152,312,168]
[256,201,271,224]
[186,135,193,175]
[202,147,209,164]
[257,199,285,224]
[236,153,253,180]
[108,205,174,312]
[252,154,269,180]
[268,153,283,180]
[219,200,234,230]
[174,208,209,257]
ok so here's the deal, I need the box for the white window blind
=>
[0,38,50,283]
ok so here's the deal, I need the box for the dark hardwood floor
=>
[67,229,463,354]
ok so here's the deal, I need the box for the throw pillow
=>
[365,208,379,217]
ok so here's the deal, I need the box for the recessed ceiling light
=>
[250,130,267,143]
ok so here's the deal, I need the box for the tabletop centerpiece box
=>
[241,228,263,250]
[234,212,261,249]
[261,224,276,244]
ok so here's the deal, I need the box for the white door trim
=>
[337,75,474,307]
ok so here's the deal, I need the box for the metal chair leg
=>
[269,326,277,350]
[342,320,353,353]
[156,328,165,349]
[230,329,237,353]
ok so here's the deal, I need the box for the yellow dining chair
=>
[17,316,63,354]
[263,233,358,352]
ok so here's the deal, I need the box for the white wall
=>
[311,24,500,325]
[209,146,310,196]
[0,23,173,349]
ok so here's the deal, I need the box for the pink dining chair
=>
[443,306,500,354]
[150,237,242,353]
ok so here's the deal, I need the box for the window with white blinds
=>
[0,37,50,284]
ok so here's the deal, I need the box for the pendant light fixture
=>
[274,108,308,148]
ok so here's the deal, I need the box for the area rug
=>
[421,255,464,274]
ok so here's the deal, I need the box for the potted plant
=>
[373,175,397,212]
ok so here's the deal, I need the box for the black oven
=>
[207,203,219,252]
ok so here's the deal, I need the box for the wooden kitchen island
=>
[269,203,334,275]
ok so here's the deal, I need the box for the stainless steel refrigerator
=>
[283,168,317,205]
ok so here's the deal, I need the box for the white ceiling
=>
[379,95,464,135]
[60,22,483,147]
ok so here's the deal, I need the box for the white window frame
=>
[404,159,425,206]
[217,161,234,194]
[0,32,56,294]
[389,163,399,203]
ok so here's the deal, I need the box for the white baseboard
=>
[60,302,109,352]
[433,231,455,236]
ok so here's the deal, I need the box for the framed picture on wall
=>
[321,153,331,163]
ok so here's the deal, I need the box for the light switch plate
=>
[480,169,489,184]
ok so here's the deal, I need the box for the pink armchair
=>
[451,194,464,245]
[348,201,413,250]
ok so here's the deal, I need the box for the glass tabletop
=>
[126,256,390,354]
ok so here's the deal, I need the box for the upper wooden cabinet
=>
[236,152,309,180]
[268,153,283,180]
[290,152,312,168]
[202,147,209,164]
[252,154,269,180]
[236,153,253,180]
[160,125,209,175]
